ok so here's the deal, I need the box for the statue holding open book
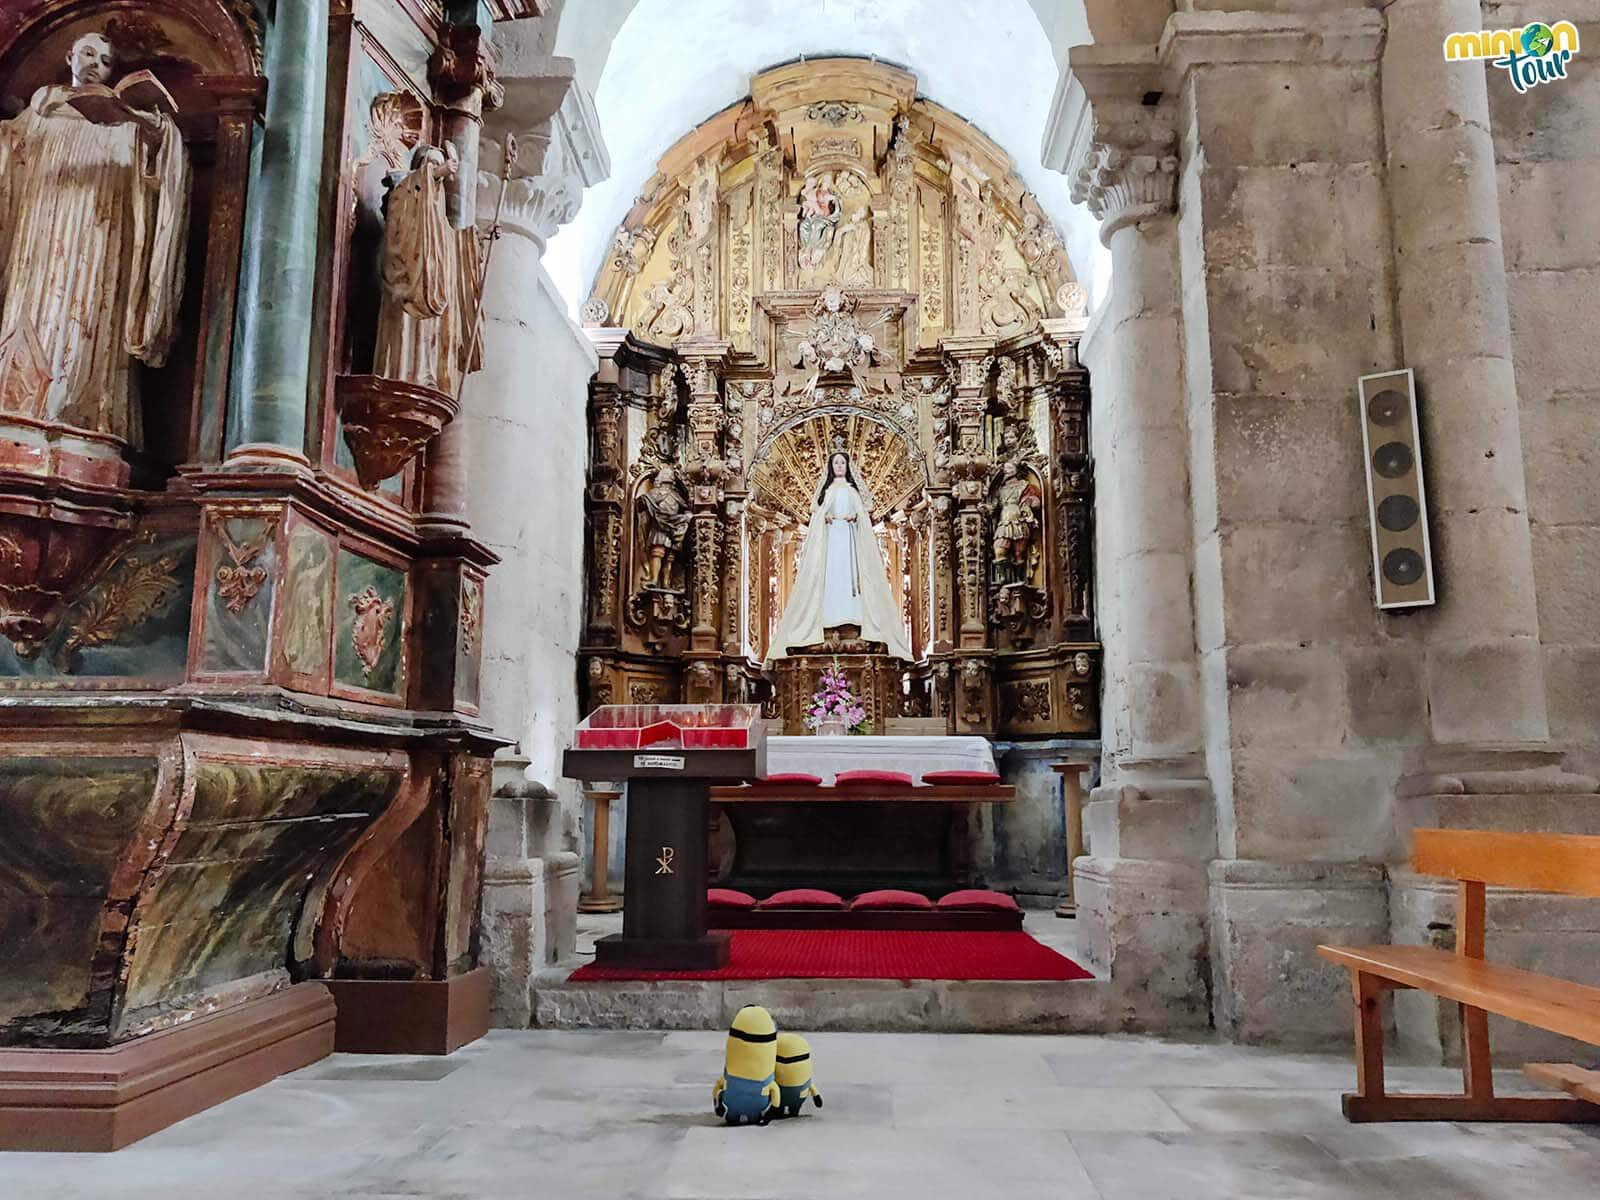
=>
[0,30,190,446]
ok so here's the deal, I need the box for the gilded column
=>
[225,0,329,461]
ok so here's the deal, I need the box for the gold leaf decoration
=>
[60,549,184,660]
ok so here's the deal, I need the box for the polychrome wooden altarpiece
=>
[579,59,1099,741]
[0,0,510,1059]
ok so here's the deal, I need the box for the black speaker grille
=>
[1373,441,1414,479]
[1382,547,1425,586]
[1376,493,1420,532]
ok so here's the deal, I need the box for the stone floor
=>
[5,1030,1599,1199]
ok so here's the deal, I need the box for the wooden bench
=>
[1318,828,1600,1123]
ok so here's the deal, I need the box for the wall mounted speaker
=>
[1358,368,1435,609]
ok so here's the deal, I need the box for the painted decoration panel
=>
[0,756,163,1038]
[200,515,279,674]
[279,524,335,680]
[333,549,408,696]
[0,533,196,682]
[118,759,401,1028]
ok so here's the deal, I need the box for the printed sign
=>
[634,753,686,770]
[1444,20,1579,93]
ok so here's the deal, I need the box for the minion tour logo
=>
[1444,20,1580,92]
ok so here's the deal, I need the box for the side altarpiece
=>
[579,60,1099,739]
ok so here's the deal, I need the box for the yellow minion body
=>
[774,1031,822,1116]
[712,1005,780,1126]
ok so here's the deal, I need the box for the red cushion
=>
[707,887,756,910]
[937,889,1021,912]
[921,769,1002,785]
[758,888,845,909]
[834,769,916,787]
[849,889,934,910]
[763,772,824,785]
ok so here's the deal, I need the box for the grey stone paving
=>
[4,1029,1599,1199]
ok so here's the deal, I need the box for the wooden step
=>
[1526,1061,1600,1105]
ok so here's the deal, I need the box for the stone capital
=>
[1043,47,1177,246]
[478,55,609,250]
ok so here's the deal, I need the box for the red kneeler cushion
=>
[758,888,845,909]
[920,769,1002,785]
[850,889,933,910]
[707,888,757,909]
[834,769,916,787]
[763,772,823,785]
[937,889,1021,912]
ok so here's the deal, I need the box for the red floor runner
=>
[567,930,1093,982]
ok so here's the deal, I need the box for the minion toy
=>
[712,1005,780,1126]
[774,1032,822,1117]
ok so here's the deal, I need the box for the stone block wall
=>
[1486,1,1600,755]
[1051,3,1600,1048]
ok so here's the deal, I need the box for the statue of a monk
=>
[0,32,190,445]
[373,142,481,395]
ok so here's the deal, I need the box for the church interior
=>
[2,0,1599,1194]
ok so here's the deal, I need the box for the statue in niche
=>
[637,466,692,590]
[833,205,873,287]
[797,172,842,271]
[991,460,1042,587]
[0,31,190,445]
[373,141,482,395]
[765,451,912,664]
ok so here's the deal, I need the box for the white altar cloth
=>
[764,735,996,785]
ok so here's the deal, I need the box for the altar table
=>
[762,734,998,784]
[708,735,1011,895]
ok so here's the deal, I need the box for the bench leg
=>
[1351,970,1386,1104]
[1337,971,1600,1123]
[1461,1002,1494,1100]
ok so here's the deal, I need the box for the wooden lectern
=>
[563,705,766,970]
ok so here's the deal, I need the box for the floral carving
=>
[209,513,278,614]
[348,586,395,674]
[807,100,863,125]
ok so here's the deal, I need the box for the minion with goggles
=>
[712,1005,781,1126]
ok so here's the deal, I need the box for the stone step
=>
[529,970,1114,1033]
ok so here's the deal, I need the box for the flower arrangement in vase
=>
[805,665,867,736]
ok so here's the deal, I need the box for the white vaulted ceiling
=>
[544,0,1110,319]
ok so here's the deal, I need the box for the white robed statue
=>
[0,32,190,444]
[766,450,912,664]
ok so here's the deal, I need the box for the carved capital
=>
[479,55,609,249]
[1043,50,1177,245]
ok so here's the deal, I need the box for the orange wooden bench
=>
[1318,829,1600,1122]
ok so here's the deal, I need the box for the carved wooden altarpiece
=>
[580,59,1099,740]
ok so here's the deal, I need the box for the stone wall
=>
[1486,0,1600,754]
[1048,3,1600,1048]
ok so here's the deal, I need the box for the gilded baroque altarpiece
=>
[580,60,1099,738]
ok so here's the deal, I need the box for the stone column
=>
[463,48,609,1025]
[225,0,329,462]
[1383,0,1547,746]
[1042,52,1214,1032]
[1381,0,1599,1063]
[1155,12,1398,1044]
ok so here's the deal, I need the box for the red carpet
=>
[567,930,1093,982]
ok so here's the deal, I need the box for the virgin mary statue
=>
[765,451,912,664]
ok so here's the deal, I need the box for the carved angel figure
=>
[978,247,1042,338]
[991,460,1042,587]
[0,31,190,444]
